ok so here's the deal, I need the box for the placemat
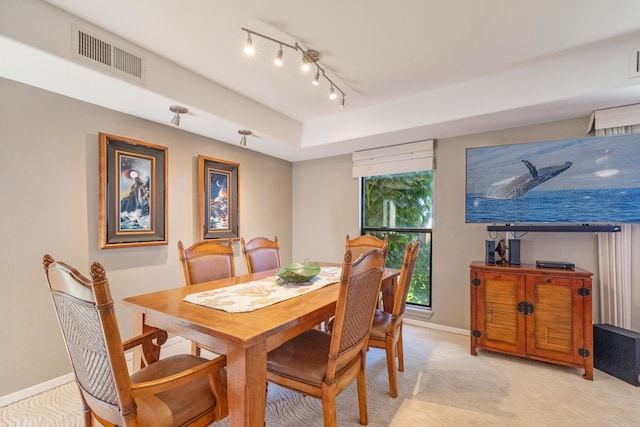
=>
[183,266,342,313]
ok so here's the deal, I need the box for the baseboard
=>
[0,372,75,407]
[404,318,469,336]
[403,306,469,336]
[0,336,185,407]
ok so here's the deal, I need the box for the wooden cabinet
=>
[470,262,593,380]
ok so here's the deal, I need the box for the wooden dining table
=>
[121,264,400,427]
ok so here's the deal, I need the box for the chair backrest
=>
[391,240,421,318]
[327,247,387,379]
[43,254,136,424]
[240,235,281,273]
[345,234,389,261]
[178,239,235,286]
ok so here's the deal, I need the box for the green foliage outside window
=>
[363,171,433,306]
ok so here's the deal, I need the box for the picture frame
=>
[198,155,240,240]
[99,133,168,249]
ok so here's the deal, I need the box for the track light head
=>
[301,49,320,72]
[169,105,188,127]
[312,69,320,86]
[274,45,284,66]
[238,129,252,146]
[301,57,311,72]
[244,33,254,55]
[340,95,346,109]
[329,86,337,100]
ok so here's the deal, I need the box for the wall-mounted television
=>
[466,133,640,226]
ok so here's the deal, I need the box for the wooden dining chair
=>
[42,254,228,427]
[178,239,235,286]
[368,240,420,398]
[240,235,281,273]
[345,233,388,261]
[266,247,387,427]
[345,233,389,318]
[178,239,235,355]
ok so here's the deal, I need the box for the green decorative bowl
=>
[277,259,321,283]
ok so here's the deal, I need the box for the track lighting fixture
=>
[238,129,252,146]
[301,55,312,72]
[241,27,346,108]
[169,105,188,127]
[329,85,337,100]
[301,50,319,73]
[244,33,254,55]
[274,45,284,66]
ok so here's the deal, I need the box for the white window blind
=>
[588,103,640,133]
[352,140,434,178]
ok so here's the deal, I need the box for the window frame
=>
[359,172,433,308]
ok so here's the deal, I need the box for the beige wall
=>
[292,154,360,264]
[292,117,601,331]
[0,78,292,395]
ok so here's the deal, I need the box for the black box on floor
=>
[593,324,640,386]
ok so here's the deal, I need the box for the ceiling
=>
[4,0,640,161]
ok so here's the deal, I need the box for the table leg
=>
[130,311,158,371]
[131,311,144,372]
[226,342,267,427]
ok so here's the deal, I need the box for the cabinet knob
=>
[517,301,535,315]
[578,287,590,296]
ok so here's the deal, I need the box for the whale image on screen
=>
[466,133,640,223]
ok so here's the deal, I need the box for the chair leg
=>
[385,336,399,398]
[356,356,368,426]
[77,385,93,426]
[321,384,338,427]
[397,323,405,372]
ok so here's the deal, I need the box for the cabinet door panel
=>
[477,272,526,355]
[526,275,584,364]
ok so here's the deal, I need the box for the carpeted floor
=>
[2,324,640,426]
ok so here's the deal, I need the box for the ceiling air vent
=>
[72,25,145,82]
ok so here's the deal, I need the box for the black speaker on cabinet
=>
[508,239,521,265]
[594,324,640,386]
[485,240,495,264]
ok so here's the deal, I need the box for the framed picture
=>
[198,155,240,240]
[99,133,168,249]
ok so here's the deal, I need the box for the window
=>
[361,171,433,307]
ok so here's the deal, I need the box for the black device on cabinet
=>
[508,239,521,265]
[485,240,495,264]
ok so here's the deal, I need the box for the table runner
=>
[183,266,342,313]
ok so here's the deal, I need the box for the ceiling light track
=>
[241,27,346,107]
